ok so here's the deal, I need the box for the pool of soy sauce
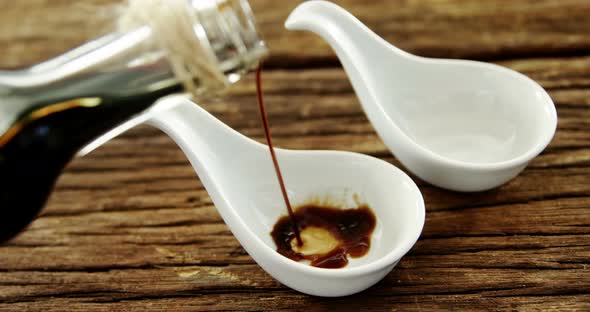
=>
[271,204,377,269]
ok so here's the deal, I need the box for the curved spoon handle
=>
[285,1,409,79]
[146,96,252,167]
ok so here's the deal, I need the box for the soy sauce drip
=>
[256,64,303,246]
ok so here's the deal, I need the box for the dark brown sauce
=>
[271,204,377,268]
[256,64,377,268]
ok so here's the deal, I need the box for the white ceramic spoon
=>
[286,1,557,192]
[143,95,424,297]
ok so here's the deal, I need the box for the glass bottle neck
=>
[0,0,268,138]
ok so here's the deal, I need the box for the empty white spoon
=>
[285,1,557,192]
[143,95,425,297]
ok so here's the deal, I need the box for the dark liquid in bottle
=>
[0,66,181,242]
[255,65,377,268]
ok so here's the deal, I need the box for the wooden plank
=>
[1,265,589,309]
[1,202,588,271]
[1,294,589,312]
[1,264,589,297]
[1,1,590,68]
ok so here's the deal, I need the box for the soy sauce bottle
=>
[0,0,267,242]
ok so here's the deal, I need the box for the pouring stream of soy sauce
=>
[255,64,303,247]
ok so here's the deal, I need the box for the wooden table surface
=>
[1,1,589,311]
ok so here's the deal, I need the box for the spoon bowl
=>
[146,96,425,297]
[285,1,558,192]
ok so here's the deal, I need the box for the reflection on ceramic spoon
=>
[145,96,425,297]
[285,0,557,192]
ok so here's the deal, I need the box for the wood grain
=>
[1,0,590,67]
[0,0,589,311]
